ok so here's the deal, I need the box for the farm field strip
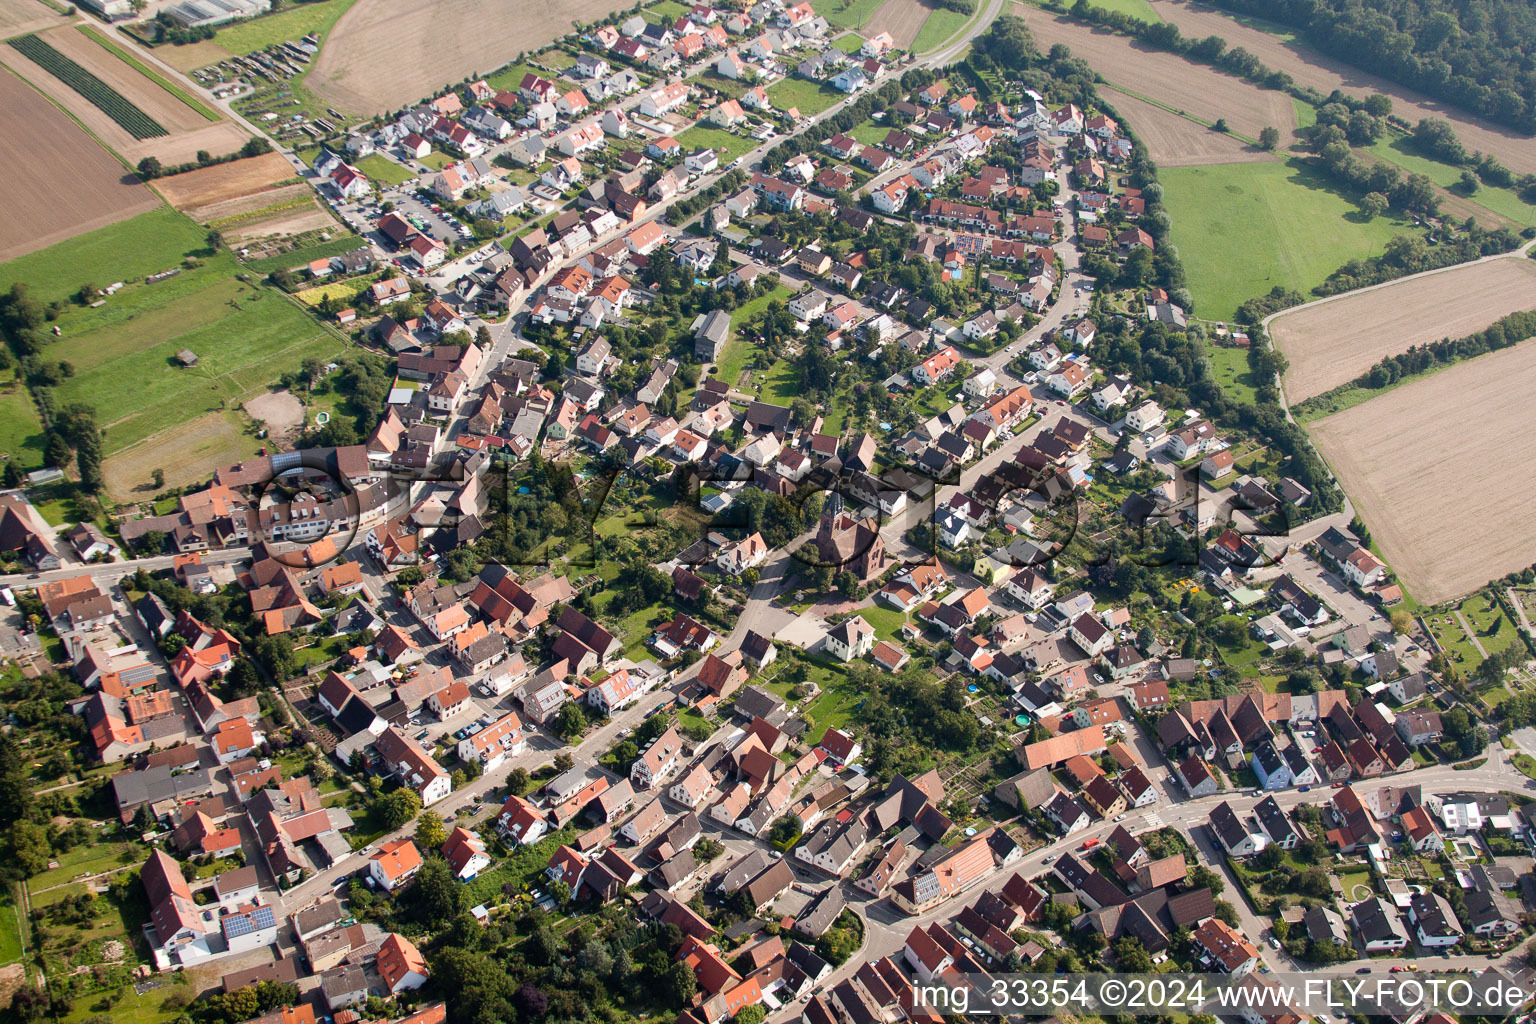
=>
[1103,86,1273,166]
[0,68,159,264]
[76,24,220,122]
[862,0,929,48]
[1147,0,1536,178]
[1018,5,1297,145]
[1271,256,1536,403]
[1309,338,1536,605]
[307,0,638,116]
[149,150,299,208]
[8,33,166,138]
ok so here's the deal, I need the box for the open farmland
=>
[1272,256,1536,403]
[1019,6,1296,146]
[307,0,635,116]
[2,205,345,494]
[1149,0,1536,178]
[0,70,159,263]
[1159,159,1410,322]
[150,150,296,210]
[49,260,345,469]
[0,26,250,165]
[0,0,64,37]
[1103,86,1272,165]
[864,0,930,48]
[1309,338,1536,604]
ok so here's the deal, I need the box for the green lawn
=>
[26,841,139,896]
[209,0,362,57]
[1160,159,1413,322]
[848,121,890,147]
[0,377,46,473]
[912,6,972,52]
[646,0,691,21]
[858,604,911,642]
[419,151,455,171]
[0,205,209,307]
[354,153,416,186]
[812,0,886,30]
[676,124,758,164]
[798,657,860,733]
[78,24,220,121]
[832,32,866,53]
[1367,135,1536,228]
[486,62,540,92]
[1207,345,1260,405]
[46,252,344,456]
[767,76,844,117]
[0,893,24,966]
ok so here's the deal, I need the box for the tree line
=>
[1293,306,1536,415]
[1200,0,1536,134]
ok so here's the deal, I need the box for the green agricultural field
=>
[813,0,886,30]
[353,153,416,186]
[0,205,208,306]
[50,262,344,455]
[676,124,758,163]
[767,76,843,117]
[912,6,972,52]
[1366,135,1536,227]
[210,0,362,57]
[0,377,46,473]
[1160,159,1411,322]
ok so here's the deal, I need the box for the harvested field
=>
[1309,338,1536,604]
[121,120,251,168]
[151,151,295,209]
[1019,6,1296,145]
[0,69,158,263]
[864,0,930,48]
[0,27,249,164]
[1150,0,1536,178]
[309,0,635,116]
[223,202,337,242]
[189,182,313,225]
[1272,256,1536,403]
[0,0,63,38]
[1103,86,1273,166]
[103,409,258,500]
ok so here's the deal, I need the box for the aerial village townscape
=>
[2,0,1536,1023]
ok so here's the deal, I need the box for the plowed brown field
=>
[1020,6,1297,146]
[1149,0,1536,178]
[1310,338,1536,604]
[309,0,635,115]
[0,69,158,263]
[151,151,296,209]
[1272,256,1536,402]
[1103,87,1274,166]
[865,0,931,48]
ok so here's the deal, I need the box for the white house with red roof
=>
[441,827,491,880]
